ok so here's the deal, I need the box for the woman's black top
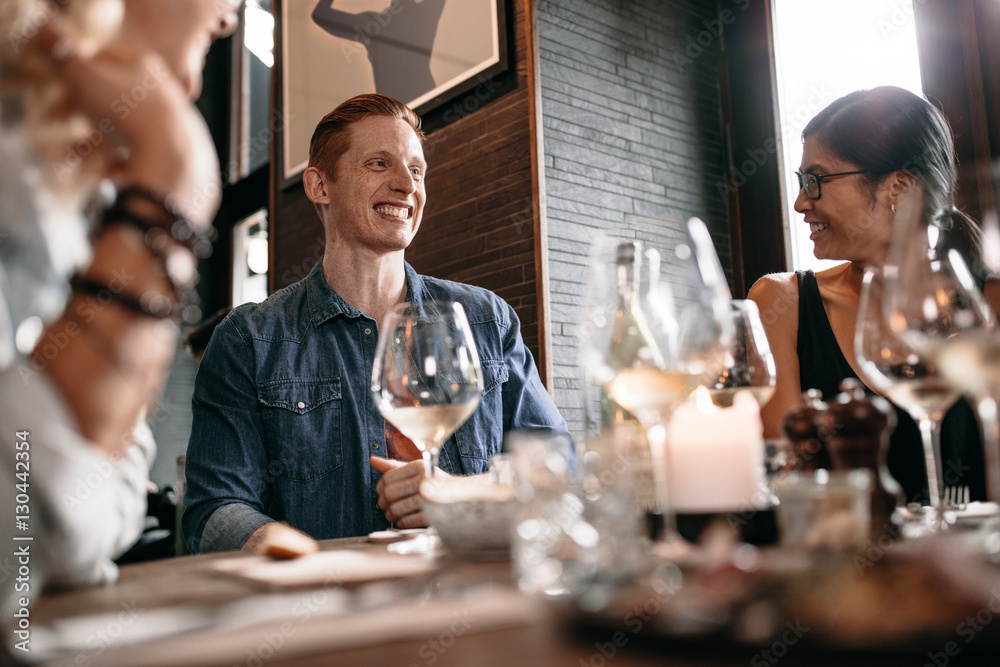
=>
[795,269,986,502]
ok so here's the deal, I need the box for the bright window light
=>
[773,0,924,272]
[245,0,275,68]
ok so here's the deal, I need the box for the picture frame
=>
[276,0,509,188]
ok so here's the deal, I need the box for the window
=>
[232,209,269,306]
[772,0,924,272]
[230,0,275,182]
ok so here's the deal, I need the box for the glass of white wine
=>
[371,300,484,477]
[881,196,1000,505]
[706,299,777,410]
[856,266,962,528]
[600,219,736,555]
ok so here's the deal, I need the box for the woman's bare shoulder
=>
[747,271,798,302]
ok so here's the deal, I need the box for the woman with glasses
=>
[748,86,985,504]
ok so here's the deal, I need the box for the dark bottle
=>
[823,378,903,534]
[780,388,832,471]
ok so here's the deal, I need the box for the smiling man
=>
[183,94,567,553]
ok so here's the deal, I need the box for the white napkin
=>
[210,549,437,588]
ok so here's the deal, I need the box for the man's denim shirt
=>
[183,261,568,552]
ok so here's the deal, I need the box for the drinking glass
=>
[881,196,1000,504]
[589,219,735,554]
[371,300,484,477]
[856,266,962,526]
[706,299,777,409]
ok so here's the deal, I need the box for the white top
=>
[0,114,152,619]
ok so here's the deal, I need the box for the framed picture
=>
[277,0,509,186]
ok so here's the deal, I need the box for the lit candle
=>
[667,387,766,512]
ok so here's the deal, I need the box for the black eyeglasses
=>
[795,169,882,200]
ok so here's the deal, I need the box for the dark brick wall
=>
[538,0,729,436]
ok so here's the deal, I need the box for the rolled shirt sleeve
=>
[183,316,274,553]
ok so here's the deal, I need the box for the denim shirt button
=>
[297,401,305,409]
[371,442,378,449]
[364,327,372,335]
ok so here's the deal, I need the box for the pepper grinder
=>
[823,378,902,533]
[780,388,832,472]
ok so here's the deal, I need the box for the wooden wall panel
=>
[915,0,1000,224]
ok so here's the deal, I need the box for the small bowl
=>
[421,476,516,560]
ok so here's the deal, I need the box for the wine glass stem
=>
[422,449,434,477]
[917,416,945,512]
[974,393,1000,503]
[646,423,680,544]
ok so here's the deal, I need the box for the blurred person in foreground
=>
[749,86,985,504]
[183,94,569,553]
[0,0,242,618]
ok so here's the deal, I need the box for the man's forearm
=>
[193,502,273,553]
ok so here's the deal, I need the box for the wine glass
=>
[371,301,484,478]
[604,219,736,424]
[587,219,735,555]
[881,196,1000,505]
[855,266,962,527]
[706,299,777,409]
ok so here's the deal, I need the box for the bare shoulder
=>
[747,272,798,309]
[748,272,802,439]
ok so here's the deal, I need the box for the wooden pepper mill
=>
[822,378,903,533]
[780,388,833,471]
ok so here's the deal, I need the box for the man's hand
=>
[370,456,447,529]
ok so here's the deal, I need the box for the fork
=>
[942,485,970,511]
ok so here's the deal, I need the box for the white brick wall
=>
[538,0,731,438]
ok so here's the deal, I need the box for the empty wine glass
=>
[706,299,777,410]
[371,301,484,477]
[856,266,962,527]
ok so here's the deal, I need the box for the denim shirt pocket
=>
[451,361,508,467]
[258,378,343,481]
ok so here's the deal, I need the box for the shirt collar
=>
[403,262,427,305]
[305,258,427,325]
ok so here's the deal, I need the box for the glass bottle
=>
[582,240,666,539]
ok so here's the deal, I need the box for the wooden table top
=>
[7,533,1000,666]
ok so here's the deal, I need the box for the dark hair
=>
[183,307,230,358]
[308,94,424,178]
[802,86,981,257]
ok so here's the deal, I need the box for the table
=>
[7,534,1000,666]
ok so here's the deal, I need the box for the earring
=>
[891,202,896,214]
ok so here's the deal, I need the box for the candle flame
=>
[693,385,715,413]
